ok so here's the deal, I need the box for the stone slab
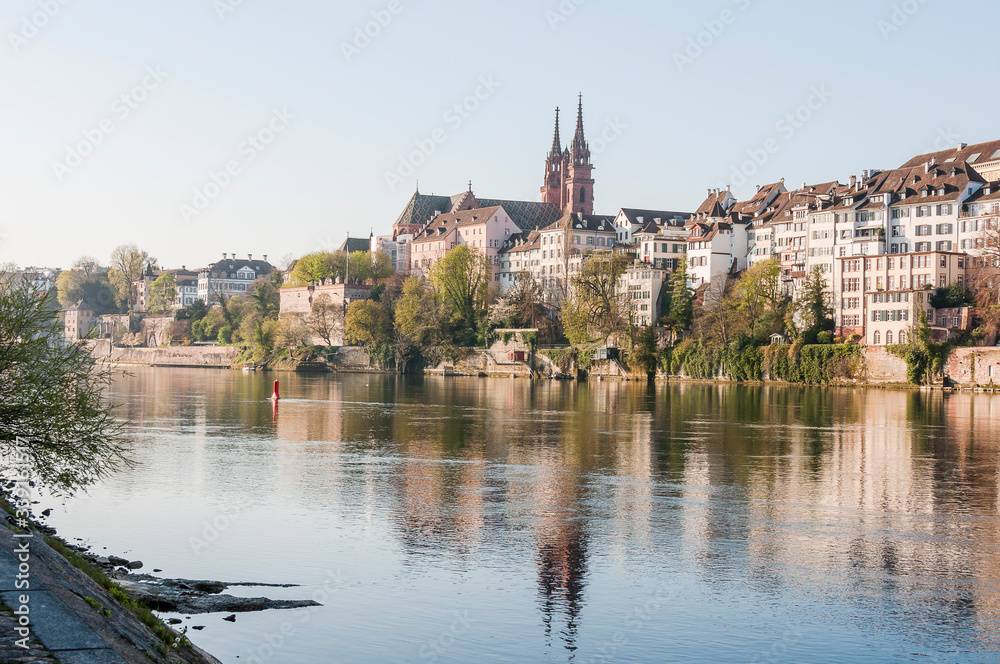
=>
[0,590,107,651]
[54,649,129,664]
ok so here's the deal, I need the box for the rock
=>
[127,560,143,570]
[116,576,320,615]
[153,569,162,573]
[192,625,205,630]
[95,556,111,565]
[224,614,236,622]
[41,509,51,517]
[167,618,183,625]
[108,555,129,566]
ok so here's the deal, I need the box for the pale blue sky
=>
[2,0,997,269]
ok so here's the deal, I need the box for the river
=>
[41,368,1000,663]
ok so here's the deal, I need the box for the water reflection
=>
[78,370,1000,662]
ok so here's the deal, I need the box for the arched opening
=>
[580,188,586,203]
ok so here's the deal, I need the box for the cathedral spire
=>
[572,93,586,151]
[550,107,562,157]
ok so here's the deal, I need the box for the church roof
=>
[394,192,455,229]
[394,190,563,233]
[340,237,371,254]
[542,213,616,234]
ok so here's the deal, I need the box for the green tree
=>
[0,274,131,494]
[730,259,783,339]
[488,272,546,329]
[794,266,833,340]
[664,261,693,331]
[147,273,177,312]
[429,246,492,344]
[56,269,87,307]
[563,252,630,345]
[345,300,392,346]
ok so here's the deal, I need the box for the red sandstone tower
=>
[541,95,595,216]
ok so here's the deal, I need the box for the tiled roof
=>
[205,259,275,274]
[694,190,732,217]
[901,139,1000,170]
[340,238,371,254]
[476,198,564,231]
[617,208,691,227]
[500,230,541,255]
[542,213,617,234]
[393,192,455,228]
[871,162,984,205]
[964,181,1000,204]
[412,207,504,243]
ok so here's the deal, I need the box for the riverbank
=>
[84,339,1000,389]
[0,502,220,663]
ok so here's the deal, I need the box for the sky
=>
[2,0,997,270]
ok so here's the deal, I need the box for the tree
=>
[664,261,693,331]
[108,244,153,309]
[72,256,102,276]
[700,273,737,347]
[306,294,343,346]
[249,277,280,319]
[147,273,177,312]
[563,252,630,345]
[0,273,131,494]
[187,299,207,322]
[429,246,492,343]
[793,266,833,339]
[345,300,392,346]
[488,272,546,329]
[730,259,783,339]
[56,270,87,307]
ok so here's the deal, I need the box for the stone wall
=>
[858,347,910,385]
[945,348,1000,388]
[86,340,239,368]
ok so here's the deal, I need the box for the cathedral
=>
[391,96,597,238]
[540,95,596,217]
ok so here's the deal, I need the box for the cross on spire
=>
[550,107,562,157]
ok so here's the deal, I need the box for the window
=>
[936,223,953,235]
[936,241,952,251]
[916,225,932,236]
[874,331,881,345]
[916,206,931,217]
[936,204,953,216]
[886,331,893,345]
[892,208,909,219]
[899,331,906,344]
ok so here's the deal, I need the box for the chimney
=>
[801,182,807,190]
[707,188,712,197]
[849,175,857,189]
[223,253,227,259]
[248,253,253,260]
[958,143,968,150]
[263,255,268,262]
[924,162,931,174]
[756,184,761,193]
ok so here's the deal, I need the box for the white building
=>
[197,254,275,303]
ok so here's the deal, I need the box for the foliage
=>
[168,319,192,346]
[627,326,659,378]
[663,260,693,330]
[929,283,973,310]
[108,244,154,309]
[888,310,952,385]
[562,252,630,345]
[56,265,117,314]
[763,343,861,384]
[792,266,834,340]
[345,300,393,346]
[429,245,492,345]
[287,250,395,287]
[0,274,131,494]
[147,273,176,312]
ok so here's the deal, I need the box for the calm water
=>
[41,368,1000,663]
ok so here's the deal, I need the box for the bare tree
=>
[306,294,344,346]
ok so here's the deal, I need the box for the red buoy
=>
[271,380,280,401]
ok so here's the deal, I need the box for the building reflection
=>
[109,369,1000,658]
